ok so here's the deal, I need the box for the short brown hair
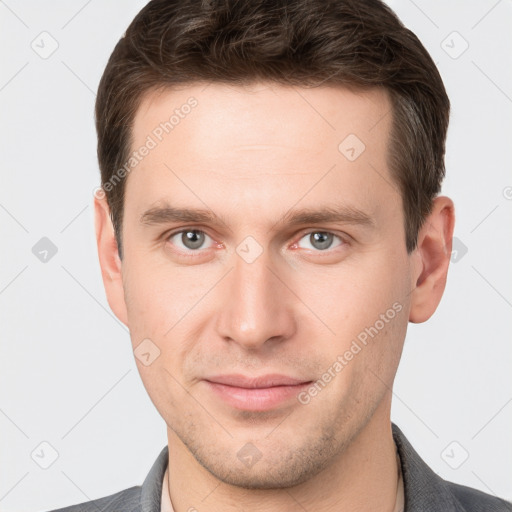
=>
[95,0,450,259]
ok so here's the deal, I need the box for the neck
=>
[166,396,399,512]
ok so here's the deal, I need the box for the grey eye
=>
[170,230,212,251]
[182,230,205,249]
[298,232,342,251]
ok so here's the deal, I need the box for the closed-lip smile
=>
[203,373,313,411]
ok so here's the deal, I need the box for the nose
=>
[215,244,296,351]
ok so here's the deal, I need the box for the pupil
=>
[311,232,332,250]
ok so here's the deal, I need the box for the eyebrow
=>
[140,202,375,230]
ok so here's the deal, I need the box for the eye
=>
[296,231,344,251]
[167,229,214,252]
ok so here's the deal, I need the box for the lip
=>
[203,374,313,411]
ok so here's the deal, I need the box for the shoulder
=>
[44,445,168,512]
[44,485,141,512]
[391,422,511,512]
[446,480,512,512]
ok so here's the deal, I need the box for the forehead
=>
[132,82,391,160]
[124,82,397,227]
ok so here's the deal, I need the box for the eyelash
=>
[164,227,348,258]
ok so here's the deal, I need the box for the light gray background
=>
[1,1,511,511]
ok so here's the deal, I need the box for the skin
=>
[95,82,455,512]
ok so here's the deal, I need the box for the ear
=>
[409,196,455,323]
[94,192,129,327]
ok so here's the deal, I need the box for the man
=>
[48,0,511,511]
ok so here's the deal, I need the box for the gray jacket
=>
[46,423,512,511]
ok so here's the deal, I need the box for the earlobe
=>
[94,194,129,327]
[408,196,455,323]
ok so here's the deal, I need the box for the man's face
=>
[116,83,415,487]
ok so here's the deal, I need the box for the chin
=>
[193,442,336,490]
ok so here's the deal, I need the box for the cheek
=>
[290,248,410,389]
[122,253,203,337]
[293,252,407,333]
[122,257,214,381]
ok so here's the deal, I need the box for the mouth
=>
[203,374,313,411]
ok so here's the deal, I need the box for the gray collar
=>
[391,422,465,511]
